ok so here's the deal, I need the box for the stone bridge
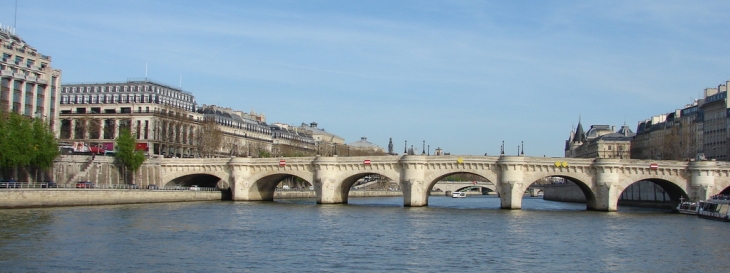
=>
[154,155,730,211]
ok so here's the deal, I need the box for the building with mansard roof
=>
[565,119,634,159]
[58,80,278,158]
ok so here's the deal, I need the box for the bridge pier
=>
[229,157,272,201]
[314,156,347,204]
[400,156,428,207]
[498,156,526,210]
[591,159,621,211]
[689,160,718,201]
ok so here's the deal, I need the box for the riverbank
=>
[0,189,407,209]
[0,189,227,209]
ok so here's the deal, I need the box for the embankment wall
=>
[0,190,225,209]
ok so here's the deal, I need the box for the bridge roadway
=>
[158,155,730,212]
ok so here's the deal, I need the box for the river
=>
[1,195,728,272]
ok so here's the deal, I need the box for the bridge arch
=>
[424,171,498,192]
[167,173,226,188]
[518,174,596,209]
[338,171,400,204]
[616,177,688,209]
[246,170,315,201]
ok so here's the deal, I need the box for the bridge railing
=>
[0,182,223,191]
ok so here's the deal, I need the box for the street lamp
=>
[521,141,524,156]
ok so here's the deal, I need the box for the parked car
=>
[129,184,140,189]
[190,185,200,191]
[147,184,158,190]
[41,181,58,188]
[75,181,95,188]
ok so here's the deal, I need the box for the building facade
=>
[0,25,62,132]
[59,80,202,156]
[701,84,728,161]
[565,121,634,159]
[58,80,315,158]
[297,122,346,156]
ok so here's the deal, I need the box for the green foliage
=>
[115,128,146,174]
[258,150,271,158]
[0,112,59,176]
[30,117,60,170]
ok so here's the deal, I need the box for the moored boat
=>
[697,195,730,221]
[676,201,699,215]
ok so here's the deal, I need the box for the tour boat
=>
[676,201,699,215]
[697,198,730,222]
[452,192,466,198]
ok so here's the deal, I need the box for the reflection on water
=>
[1,196,729,272]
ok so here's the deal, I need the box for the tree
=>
[116,128,146,184]
[29,117,60,180]
[0,112,58,180]
[196,118,223,158]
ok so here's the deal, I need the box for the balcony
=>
[37,78,48,85]
[1,70,12,77]
[13,73,25,80]
[26,75,37,82]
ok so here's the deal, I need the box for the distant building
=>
[700,83,728,161]
[58,80,278,158]
[297,122,345,156]
[347,137,386,156]
[0,25,62,132]
[198,105,273,157]
[59,80,202,156]
[270,122,316,156]
[632,98,704,161]
[565,120,634,159]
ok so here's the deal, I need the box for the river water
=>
[1,195,729,272]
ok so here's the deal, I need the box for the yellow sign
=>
[457,158,464,164]
[555,161,568,167]
[562,162,568,167]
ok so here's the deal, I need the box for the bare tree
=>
[196,118,223,158]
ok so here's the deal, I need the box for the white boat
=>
[676,201,699,215]
[697,196,730,221]
[452,192,466,198]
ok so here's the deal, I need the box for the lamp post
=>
[422,140,426,155]
[404,140,407,154]
[521,141,524,156]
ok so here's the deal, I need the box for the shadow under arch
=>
[618,178,687,210]
[538,175,597,210]
[168,174,225,188]
[339,172,399,204]
[424,171,496,205]
[250,173,313,201]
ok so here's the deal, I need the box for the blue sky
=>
[3,1,730,157]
